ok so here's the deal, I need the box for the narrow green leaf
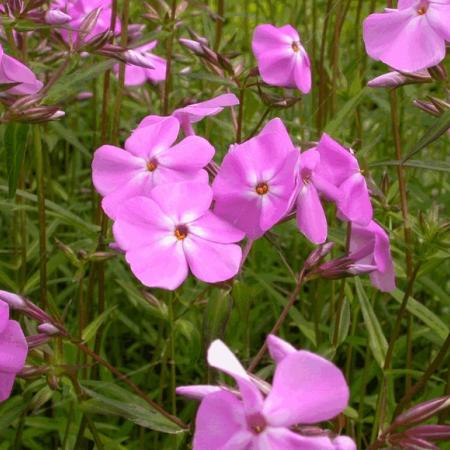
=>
[354,279,388,368]
[403,108,450,163]
[3,123,29,198]
[82,305,117,343]
[49,122,90,157]
[203,288,233,344]
[370,159,450,173]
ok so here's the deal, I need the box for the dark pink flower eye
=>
[147,160,158,172]
[174,225,189,241]
[255,182,269,196]
[291,41,300,52]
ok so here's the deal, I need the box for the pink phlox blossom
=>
[252,24,312,94]
[0,300,28,402]
[92,116,215,219]
[363,0,450,72]
[112,181,244,290]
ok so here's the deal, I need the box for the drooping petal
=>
[363,8,446,72]
[193,390,249,450]
[176,385,223,400]
[184,237,242,283]
[426,2,450,41]
[338,173,373,226]
[296,183,328,244]
[0,321,28,374]
[188,211,245,243]
[124,116,180,159]
[263,351,349,426]
[125,238,188,290]
[257,427,335,450]
[92,144,146,196]
[0,371,17,402]
[151,181,213,224]
[0,301,9,334]
[156,136,215,170]
[293,49,312,94]
[266,335,296,364]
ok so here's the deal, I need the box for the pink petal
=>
[193,390,249,450]
[257,428,335,450]
[363,9,445,72]
[151,167,209,186]
[151,181,213,224]
[0,321,28,373]
[252,24,297,55]
[176,385,223,400]
[112,196,174,252]
[184,236,242,283]
[333,436,357,450]
[266,335,296,364]
[427,2,450,41]
[299,149,320,175]
[125,239,188,290]
[92,144,145,196]
[0,371,17,402]
[122,64,148,86]
[398,0,417,9]
[263,351,349,426]
[124,116,179,159]
[293,50,312,94]
[338,173,373,226]
[137,115,169,129]
[157,136,215,170]
[296,183,328,244]
[256,50,297,88]
[145,54,167,84]
[188,211,245,243]
[0,54,42,95]
[311,173,342,202]
[0,300,9,334]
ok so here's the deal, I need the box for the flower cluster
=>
[177,336,356,450]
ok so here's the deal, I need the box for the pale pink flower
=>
[92,116,214,219]
[252,24,311,94]
[363,0,450,72]
[177,335,352,450]
[112,182,244,290]
[212,118,300,239]
[0,300,28,402]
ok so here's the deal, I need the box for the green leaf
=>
[370,159,450,173]
[329,297,351,347]
[390,288,449,341]
[354,278,388,368]
[203,288,233,344]
[403,108,450,163]
[82,305,117,343]
[49,122,90,157]
[81,381,185,434]
[3,122,29,198]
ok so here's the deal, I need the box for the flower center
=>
[253,425,265,434]
[292,41,300,53]
[417,1,428,14]
[174,225,188,241]
[248,412,267,435]
[147,159,158,172]
[255,182,269,196]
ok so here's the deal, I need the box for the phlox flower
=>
[212,118,299,239]
[363,0,450,72]
[0,44,42,95]
[177,335,352,450]
[349,220,396,292]
[0,300,28,402]
[314,134,373,226]
[137,93,239,136]
[112,182,244,290]
[114,41,167,87]
[252,24,312,94]
[92,116,214,219]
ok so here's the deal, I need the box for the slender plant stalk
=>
[248,267,306,372]
[168,295,177,415]
[33,126,47,308]
[162,0,178,115]
[214,0,225,51]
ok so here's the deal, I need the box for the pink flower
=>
[92,116,215,219]
[363,1,450,72]
[0,300,28,402]
[212,118,299,239]
[315,133,373,226]
[252,24,311,94]
[349,220,396,292]
[114,41,167,87]
[112,182,244,290]
[177,335,352,450]
[0,44,42,96]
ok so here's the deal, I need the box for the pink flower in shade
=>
[0,300,28,402]
[349,220,396,292]
[363,0,450,72]
[252,24,312,94]
[212,118,300,240]
[314,133,373,226]
[114,41,167,87]
[0,44,42,96]
[112,182,244,290]
[92,116,215,220]
[177,335,352,450]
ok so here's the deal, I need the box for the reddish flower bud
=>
[45,9,71,25]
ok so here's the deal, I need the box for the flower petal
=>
[0,320,28,373]
[263,351,349,426]
[0,371,17,402]
[176,385,223,400]
[266,335,296,364]
[338,173,373,226]
[188,211,245,243]
[0,300,9,334]
[257,427,335,450]
[426,2,450,41]
[293,50,312,94]
[333,436,357,450]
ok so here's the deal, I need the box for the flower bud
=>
[37,323,60,336]
[179,38,206,56]
[393,396,450,428]
[406,425,450,442]
[122,49,155,69]
[0,290,27,309]
[304,242,335,269]
[45,9,72,25]
[368,70,431,89]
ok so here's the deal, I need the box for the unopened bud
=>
[0,290,27,309]
[122,49,155,69]
[304,242,335,269]
[45,9,72,25]
[77,7,101,41]
[414,100,441,117]
[76,91,93,101]
[37,323,60,336]
[49,110,65,120]
[406,425,450,442]
[368,70,431,89]
[179,38,205,56]
[393,396,450,428]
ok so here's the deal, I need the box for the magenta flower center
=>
[247,412,267,435]
[147,159,158,172]
[174,225,189,240]
[255,182,269,195]
[417,1,429,14]
[292,41,300,53]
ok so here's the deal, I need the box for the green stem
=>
[214,0,225,51]
[162,0,178,115]
[168,295,177,415]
